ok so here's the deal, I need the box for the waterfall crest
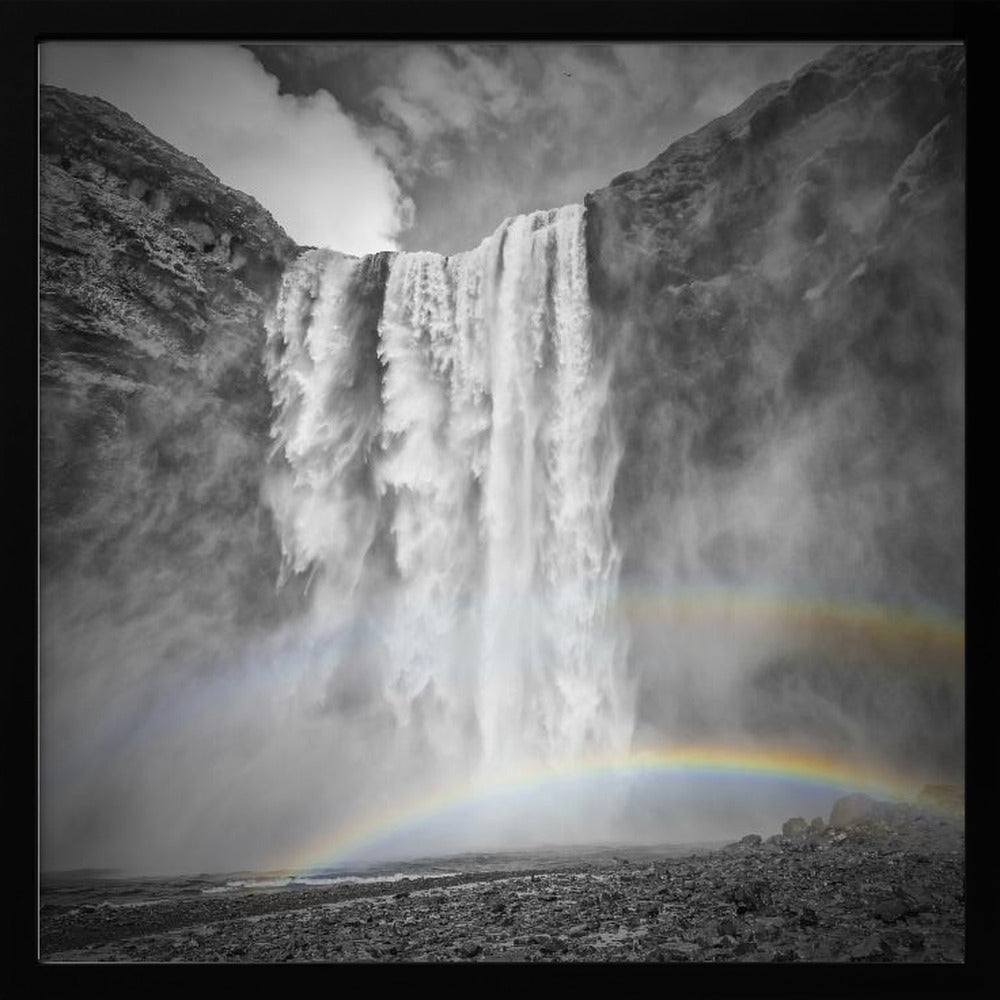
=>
[266,205,631,772]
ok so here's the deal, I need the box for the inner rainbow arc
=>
[281,741,954,875]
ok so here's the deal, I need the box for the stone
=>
[663,941,701,961]
[849,934,890,961]
[731,881,771,914]
[872,899,910,923]
[771,948,800,962]
[740,834,763,846]
[782,817,809,839]
[538,936,568,954]
[829,794,882,828]
[717,917,738,937]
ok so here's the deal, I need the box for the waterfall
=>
[266,204,631,773]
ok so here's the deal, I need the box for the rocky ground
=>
[41,801,963,963]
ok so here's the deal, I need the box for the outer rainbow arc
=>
[280,741,944,876]
[617,590,965,656]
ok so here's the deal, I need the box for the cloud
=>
[247,43,831,253]
[40,42,410,254]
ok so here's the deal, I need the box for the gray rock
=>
[731,881,771,914]
[717,917,738,937]
[538,936,567,954]
[829,794,882,828]
[849,934,890,961]
[872,899,910,923]
[782,817,809,839]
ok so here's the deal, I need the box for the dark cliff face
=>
[586,45,964,773]
[39,85,306,662]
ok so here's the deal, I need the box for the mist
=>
[39,43,963,877]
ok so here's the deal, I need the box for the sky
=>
[40,41,831,255]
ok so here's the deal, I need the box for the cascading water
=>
[266,204,631,781]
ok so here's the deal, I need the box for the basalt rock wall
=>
[40,85,305,632]
[585,44,964,771]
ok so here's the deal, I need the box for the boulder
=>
[731,881,772,914]
[829,793,881,828]
[782,817,809,838]
[848,934,891,961]
[872,899,910,923]
[717,917,738,938]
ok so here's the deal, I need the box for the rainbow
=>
[281,741,952,875]
[617,589,964,665]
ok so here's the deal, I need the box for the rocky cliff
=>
[586,44,964,772]
[40,85,303,637]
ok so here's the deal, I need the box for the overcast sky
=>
[40,41,831,255]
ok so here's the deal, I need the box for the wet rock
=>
[731,881,771,914]
[772,948,800,962]
[849,934,891,961]
[829,793,882,828]
[754,916,785,941]
[782,817,809,838]
[897,929,925,952]
[538,936,568,954]
[663,941,701,961]
[717,917,738,937]
[872,899,910,923]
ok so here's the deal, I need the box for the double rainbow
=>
[277,592,963,873]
